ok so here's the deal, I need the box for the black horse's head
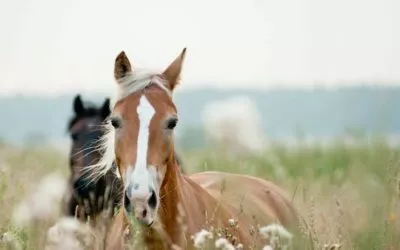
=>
[67,94,111,197]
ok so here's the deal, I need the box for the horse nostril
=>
[142,208,147,218]
[148,190,157,209]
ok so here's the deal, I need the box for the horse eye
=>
[110,117,121,129]
[166,118,178,130]
[71,133,78,141]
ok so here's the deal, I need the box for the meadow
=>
[0,136,399,249]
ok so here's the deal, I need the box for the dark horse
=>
[64,94,185,221]
[64,94,123,221]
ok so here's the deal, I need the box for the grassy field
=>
[0,137,399,249]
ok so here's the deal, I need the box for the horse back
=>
[188,171,298,231]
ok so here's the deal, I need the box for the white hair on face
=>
[82,69,171,183]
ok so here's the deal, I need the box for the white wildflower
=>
[263,245,273,250]
[259,224,293,249]
[1,232,13,242]
[192,229,213,248]
[215,238,235,250]
[45,217,93,250]
[323,243,342,249]
[228,218,237,227]
[12,172,67,227]
[236,243,244,249]
[259,224,293,240]
[0,232,22,250]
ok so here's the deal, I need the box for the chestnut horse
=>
[88,49,298,249]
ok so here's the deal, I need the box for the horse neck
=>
[140,160,247,249]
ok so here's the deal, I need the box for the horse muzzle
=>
[124,188,157,227]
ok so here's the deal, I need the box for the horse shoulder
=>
[178,175,254,247]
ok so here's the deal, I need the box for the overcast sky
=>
[0,0,399,95]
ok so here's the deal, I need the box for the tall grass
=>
[0,138,399,249]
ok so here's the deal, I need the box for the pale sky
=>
[0,0,399,95]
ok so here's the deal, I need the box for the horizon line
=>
[1,81,400,98]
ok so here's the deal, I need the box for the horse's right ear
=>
[73,94,84,115]
[162,48,186,91]
[114,51,132,81]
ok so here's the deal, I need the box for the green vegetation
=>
[0,138,399,249]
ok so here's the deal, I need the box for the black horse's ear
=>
[101,98,111,119]
[73,94,85,115]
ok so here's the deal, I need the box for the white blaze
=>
[128,95,155,197]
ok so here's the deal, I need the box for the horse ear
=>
[101,98,111,119]
[73,94,85,115]
[114,51,132,81]
[162,48,186,91]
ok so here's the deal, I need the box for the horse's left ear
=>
[101,98,111,119]
[162,48,186,91]
[73,94,85,115]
